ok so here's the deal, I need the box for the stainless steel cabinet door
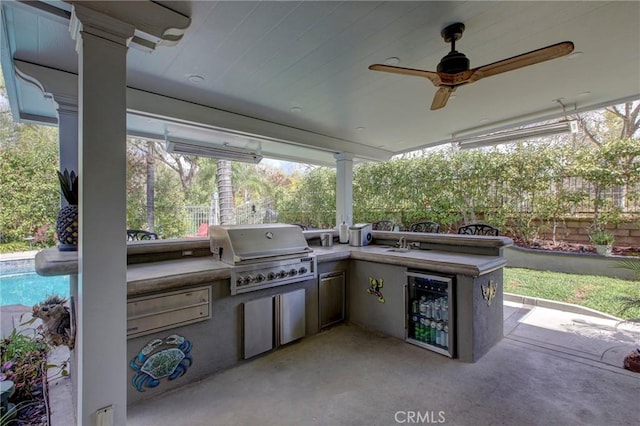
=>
[319,271,345,329]
[243,296,274,359]
[278,288,306,345]
[349,260,406,339]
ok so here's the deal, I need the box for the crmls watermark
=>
[394,410,446,424]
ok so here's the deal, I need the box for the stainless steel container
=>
[348,223,372,247]
[320,233,333,247]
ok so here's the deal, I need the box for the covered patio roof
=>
[2,1,639,166]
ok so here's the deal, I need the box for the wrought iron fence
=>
[561,178,640,214]
[182,178,639,233]
[184,206,212,235]
[184,199,280,232]
[235,198,279,225]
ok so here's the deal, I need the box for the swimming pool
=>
[0,258,70,306]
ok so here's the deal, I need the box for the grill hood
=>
[210,224,313,264]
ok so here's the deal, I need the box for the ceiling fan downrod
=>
[438,23,470,74]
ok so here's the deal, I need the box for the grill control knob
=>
[256,273,266,282]
[277,270,287,279]
[289,268,298,276]
[244,275,254,284]
[236,277,244,285]
[267,272,277,280]
[298,267,307,275]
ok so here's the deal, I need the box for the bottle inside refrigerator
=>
[406,270,454,357]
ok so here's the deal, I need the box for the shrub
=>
[0,242,31,254]
[0,328,49,402]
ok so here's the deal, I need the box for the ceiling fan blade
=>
[470,41,574,82]
[369,64,441,86]
[430,87,455,110]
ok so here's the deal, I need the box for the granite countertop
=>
[34,248,79,276]
[311,244,505,276]
[127,257,229,297]
[36,237,508,297]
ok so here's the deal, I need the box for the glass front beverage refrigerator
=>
[406,270,455,357]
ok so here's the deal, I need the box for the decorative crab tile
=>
[130,334,193,392]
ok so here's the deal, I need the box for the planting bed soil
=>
[511,238,640,257]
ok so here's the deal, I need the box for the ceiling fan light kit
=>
[369,22,574,110]
[455,120,579,150]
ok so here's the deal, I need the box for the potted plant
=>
[56,169,78,251]
[617,258,640,373]
[589,228,615,256]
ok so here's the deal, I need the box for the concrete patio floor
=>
[126,301,640,426]
[3,299,638,425]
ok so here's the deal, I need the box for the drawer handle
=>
[128,301,209,320]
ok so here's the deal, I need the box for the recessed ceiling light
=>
[356,126,365,131]
[567,51,583,60]
[291,106,303,113]
[186,74,204,83]
[577,91,591,97]
[384,57,400,66]
[479,118,490,123]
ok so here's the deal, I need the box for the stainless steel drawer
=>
[127,286,211,338]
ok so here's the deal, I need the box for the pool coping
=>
[0,250,38,262]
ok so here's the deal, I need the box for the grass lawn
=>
[504,267,640,321]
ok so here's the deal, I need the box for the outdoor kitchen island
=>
[35,229,512,406]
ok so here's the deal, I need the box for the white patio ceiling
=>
[2,1,639,165]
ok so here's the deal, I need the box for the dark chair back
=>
[127,229,159,241]
[457,223,499,236]
[408,221,440,233]
[372,220,395,231]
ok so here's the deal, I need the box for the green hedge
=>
[275,140,640,240]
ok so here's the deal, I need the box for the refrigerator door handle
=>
[403,283,408,329]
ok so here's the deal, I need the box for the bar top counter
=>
[35,231,512,297]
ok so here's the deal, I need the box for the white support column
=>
[55,99,79,201]
[52,97,79,409]
[70,5,134,426]
[335,153,354,227]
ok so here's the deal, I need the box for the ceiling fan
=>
[369,22,574,110]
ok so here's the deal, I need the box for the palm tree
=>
[146,140,155,232]
[217,160,234,224]
[232,163,268,203]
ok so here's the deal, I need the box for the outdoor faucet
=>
[398,236,407,249]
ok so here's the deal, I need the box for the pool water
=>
[1,259,70,306]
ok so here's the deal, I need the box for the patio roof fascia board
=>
[126,88,394,163]
[127,129,340,169]
[7,59,391,165]
[396,93,640,154]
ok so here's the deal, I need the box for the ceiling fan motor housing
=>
[437,51,470,74]
[438,23,470,74]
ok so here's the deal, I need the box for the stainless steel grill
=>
[210,224,317,295]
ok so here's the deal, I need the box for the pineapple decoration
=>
[56,169,78,251]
